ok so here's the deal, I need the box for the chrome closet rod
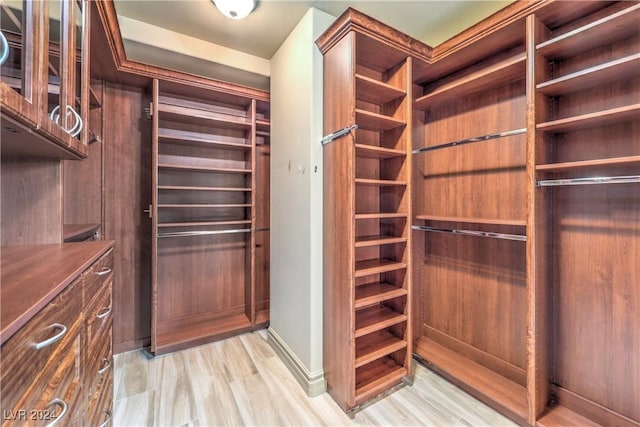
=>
[321,124,358,145]
[412,128,526,154]
[412,225,527,242]
[157,229,251,238]
[537,175,640,187]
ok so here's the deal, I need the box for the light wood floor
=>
[113,330,517,426]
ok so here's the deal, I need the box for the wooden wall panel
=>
[102,83,153,353]
[1,157,62,245]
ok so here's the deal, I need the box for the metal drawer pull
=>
[95,268,112,276]
[98,358,111,375]
[34,323,67,350]
[98,410,112,427]
[44,398,68,427]
[0,30,9,66]
[97,307,112,319]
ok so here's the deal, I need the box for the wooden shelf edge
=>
[414,337,528,424]
[537,103,640,132]
[355,282,408,309]
[354,363,407,406]
[355,331,407,368]
[158,163,252,174]
[355,143,406,158]
[355,259,408,277]
[537,404,603,427]
[536,155,640,172]
[415,215,526,227]
[63,224,100,242]
[355,235,408,248]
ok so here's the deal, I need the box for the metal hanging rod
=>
[321,124,358,145]
[412,225,527,242]
[537,175,640,187]
[157,229,251,239]
[412,128,526,154]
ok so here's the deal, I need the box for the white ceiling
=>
[113,0,512,89]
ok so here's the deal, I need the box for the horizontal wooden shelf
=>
[256,130,270,138]
[355,74,406,105]
[355,305,407,338]
[414,51,526,111]
[158,163,252,174]
[536,155,640,172]
[158,103,252,130]
[355,213,408,220]
[355,143,406,159]
[537,4,640,59]
[537,53,640,96]
[355,109,406,132]
[355,178,406,187]
[355,358,406,406]
[62,223,100,242]
[355,330,407,368]
[355,235,407,248]
[158,185,252,192]
[537,404,602,427]
[158,204,251,209]
[415,215,526,227]
[256,118,270,132]
[355,258,407,277]
[537,103,640,133]
[414,337,528,423]
[158,128,251,151]
[157,220,251,228]
[355,282,408,310]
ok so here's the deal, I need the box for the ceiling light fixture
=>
[213,0,256,20]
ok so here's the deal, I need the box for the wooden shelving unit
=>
[319,19,413,411]
[529,3,640,425]
[150,79,269,355]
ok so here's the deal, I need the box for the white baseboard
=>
[267,327,326,397]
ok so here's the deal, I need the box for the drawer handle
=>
[44,398,68,427]
[34,323,67,350]
[95,268,112,277]
[97,306,112,319]
[0,30,9,66]
[98,358,111,375]
[98,409,112,427]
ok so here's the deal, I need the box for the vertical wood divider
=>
[249,99,258,324]
[150,78,159,353]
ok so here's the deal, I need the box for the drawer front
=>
[2,332,82,427]
[87,374,113,427]
[83,249,113,304]
[1,278,83,412]
[85,278,112,349]
[84,325,112,399]
[86,327,113,427]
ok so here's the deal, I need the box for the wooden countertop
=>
[0,241,114,345]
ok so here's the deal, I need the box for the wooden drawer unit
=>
[1,277,82,418]
[83,249,113,303]
[84,276,112,348]
[85,327,113,427]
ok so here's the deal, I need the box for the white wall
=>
[269,7,334,395]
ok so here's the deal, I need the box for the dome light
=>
[213,0,256,20]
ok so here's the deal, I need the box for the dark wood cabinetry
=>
[150,79,270,355]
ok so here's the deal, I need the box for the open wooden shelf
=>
[537,404,602,427]
[536,155,640,172]
[415,215,526,227]
[157,103,252,130]
[537,53,640,96]
[355,74,406,105]
[355,109,406,132]
[158,163,252,174]
[355,258,407,277]
[414,337,528,423]
[355,282,408,309]
[355,329,407,368]
[157,220,251,228]
[414,51,526,111]
[537,4,640,59]
[355,235,407,247]
[256,118,270,132]
[537,103,640,133]
[355,143,406,159]
[63,223,100,242]
[355,178,407,187]
[355,305,407,338]
[158,128,252,151]
[158,185,252,192]
[355,213,408,220]
[157,203,251,209]
[355,358,406,406]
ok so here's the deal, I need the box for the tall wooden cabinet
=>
[317,11,426,411]
[150,79,270,355]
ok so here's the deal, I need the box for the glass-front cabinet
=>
[0,0,90,159]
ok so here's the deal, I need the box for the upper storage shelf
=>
[355,74,406,105]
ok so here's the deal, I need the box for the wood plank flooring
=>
[113,330,517,426]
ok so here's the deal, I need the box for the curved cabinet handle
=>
[44,398,68,427]
[49,105,61,123]
[95,268,112,277]
[69,106,83,137]
[98,358,111,375]
[97,306,112,319]
[34,323,67,350]
[0,30,9,66]
[97,410,112,427]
